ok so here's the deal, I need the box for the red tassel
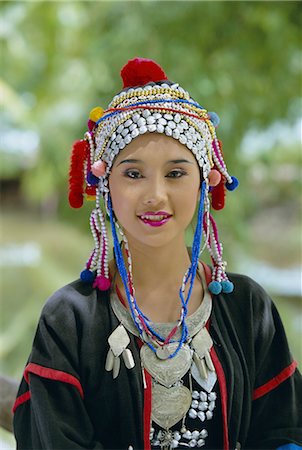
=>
[211,174,226,210]
[121,57,168,89]
[68,140,89,208]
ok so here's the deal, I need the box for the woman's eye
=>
[167,169,187,178]
[124,169,142,179]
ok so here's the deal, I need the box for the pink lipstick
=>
[138,211,172,227]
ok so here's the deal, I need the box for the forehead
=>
[113,133,197,165]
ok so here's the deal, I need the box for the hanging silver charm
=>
[191,328,215,380]
[105,324,135,378]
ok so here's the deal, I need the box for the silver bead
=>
[137,117,146,127]
[171,440,179,448]
[139,125,147,134]
[200,429,208,438]
[142,110,151,118]
[206,410,213,420]
[208,392,217,401]
[124,135,132,145]
[168,120,176,129]
[147,124,156,132]
[174,113,181,123]
[192,390,200,399]
[131,128,139,138]
[189,439,197,447]
[129,123,137,132]
[197,438,205,447]
[197,411,205,422]
[174,431,181,441]
[198,401,208,411]
[191,430,200,439]
[208,400,216,411]
[165,126,172,136]
[191,399,199,409]
[188,408,197,419]
[173,129,180,139]
[183,430,192,439]
[132,113,140,122]
[199,391,207,402]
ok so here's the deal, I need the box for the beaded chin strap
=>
[68,57,239,348]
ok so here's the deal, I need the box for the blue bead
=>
[208,111,220,127]
[226,176,239,191]
[208,281,222,295]
[86,171,99,186]
[221,280,234,293]
[80,269,95,282]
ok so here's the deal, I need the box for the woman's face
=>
[109,134,201,249]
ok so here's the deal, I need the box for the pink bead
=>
[91,160,107,177]
[208,169,221,187]
[93,275,111,291]
[87,119,95,131]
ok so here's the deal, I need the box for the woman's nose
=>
[142,177,168,206]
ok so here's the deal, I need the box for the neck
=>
[125,234,191,288]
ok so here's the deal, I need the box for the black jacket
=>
[13,272,302,449]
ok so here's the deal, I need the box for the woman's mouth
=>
[138,212,172,227]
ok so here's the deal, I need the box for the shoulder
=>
[40,279,111,330]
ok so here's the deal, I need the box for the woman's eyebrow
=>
[116,158,194,167]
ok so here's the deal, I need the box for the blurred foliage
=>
[1,1,301,223]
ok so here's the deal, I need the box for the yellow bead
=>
[86,195,96,201]
[89,107,104,122]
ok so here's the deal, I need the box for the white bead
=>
[131,129,139,138]
[179,135,187,145]
[115,134,122,143]
[165,126,172,136]
[197,438,205,447]
[171,440,179,448]
[197,411,205,421]
[200,429,208,438]
[158,118,167,125]
[189,439,197,447]
[174,113,181,123]
[191,399,199,409]
[199,392,207,401]
[183,430,192,439]
[187,140,193,150]
[119,140,125,150]
[142,110,151,118]
[132,113,140,122]
[164,113,173,120]
[192,390,200,399]
[137,117,146,127]
[173,129,180,139]
[188,408,197,419]
[168,120,176,129]
[208,392,217,401]
[208,400,215,411]
[191,430,200,439]
[146,116,156,124]
[124,135,132,145]
[174,431,181,441]
[117,124,124,133]
[156,124,164,133]
[139,125,147,134]
[121,128,129,137]
[206,410,213,420]
[147,124,156,132]
[198,401,208,411]
[129,123,137,132]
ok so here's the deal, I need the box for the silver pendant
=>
[152,383,192,429]
[108,324,130,357]
[122,348,135,369]
[191,361,217,393]
[191,328,212,359]
[156,345,172,360]
[141,342,191,388]
[113,356,120,379]
[105,348,114,372]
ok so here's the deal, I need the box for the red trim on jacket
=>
[143,369,152,450]
[253,360,297,400]
[12,390,31,413]
[211,346,229,450]
[13,363,84,414]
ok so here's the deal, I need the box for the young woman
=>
[13,58,302,450]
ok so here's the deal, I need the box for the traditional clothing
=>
[13,269,302,449]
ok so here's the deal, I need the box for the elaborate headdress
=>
[68,58,238,353]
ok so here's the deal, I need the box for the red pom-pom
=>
[68,140,89,208]
[85,185,96,196]
[121,57,168,89]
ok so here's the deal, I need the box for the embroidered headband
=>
[68,57,239,297]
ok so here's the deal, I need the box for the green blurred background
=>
[0,0,301,445]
